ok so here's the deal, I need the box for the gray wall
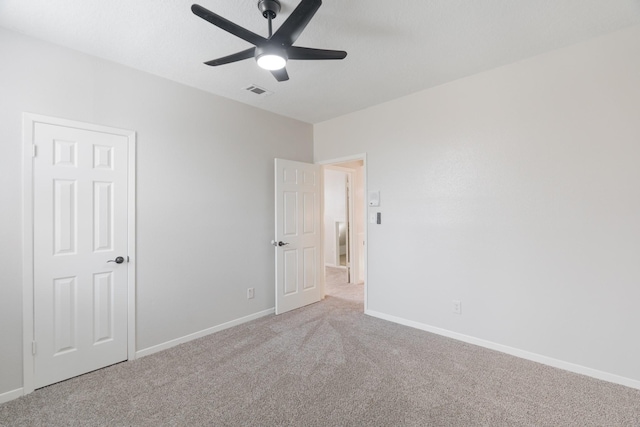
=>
[315,26,640,385]
[0,28,313,395]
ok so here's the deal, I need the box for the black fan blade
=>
[287,46,347,60]
[271,0,321,47]
[204,48,256,66]
[192,4,267,46]
[270,68,290,82]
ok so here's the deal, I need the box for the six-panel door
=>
[274,158,322,315]
[33,123,129,388]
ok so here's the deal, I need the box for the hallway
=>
[325,266,363,303]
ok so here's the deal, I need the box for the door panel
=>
[53,276,77,354]
[303,247,317,290]
[284,250,298,295]
[284,192,297,236]
[33,123,128,388]
[93,272,114,344]
[274,159,322,314]
[93,181,114,251]
[53,179,76,254]
[303,192,315,233]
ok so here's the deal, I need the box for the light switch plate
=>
[452,300,461,315]
[368,191,380,207]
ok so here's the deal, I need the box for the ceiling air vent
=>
[243,84,273,97]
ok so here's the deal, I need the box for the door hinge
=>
[32,341,37,355]
[32,145,37,157]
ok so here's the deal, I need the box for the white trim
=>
[0,388,24,404]
[21,113,136,395]
[136,308,275,358]
[127,129,137,361]
[346,170,355,283]
[324,164,355,173]
[316,153,368,311]
[316,154,366,166]
[22,114,36,396]
[325,264,348,270]
[319,165,326,299]
[365,309,640,391]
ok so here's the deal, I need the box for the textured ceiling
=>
[1,0,640,123]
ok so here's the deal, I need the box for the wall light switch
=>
[368,191,380,207]
[369,213,377,224]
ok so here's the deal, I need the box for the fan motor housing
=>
[258,0,281,19]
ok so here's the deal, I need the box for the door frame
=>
[317,154,367,312]
[21,113,137,395]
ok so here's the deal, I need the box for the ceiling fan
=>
[191,0,347,82]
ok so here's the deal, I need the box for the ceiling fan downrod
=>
[258,0,281,37]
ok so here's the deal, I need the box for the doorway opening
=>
[322,158,366,308]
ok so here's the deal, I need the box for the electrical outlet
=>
[452,300,461,315]
[247,288,255,299]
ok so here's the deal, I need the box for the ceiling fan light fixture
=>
[192,0,347,81]
[256,52,287,70]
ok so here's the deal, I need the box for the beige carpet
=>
[1,269,639,426]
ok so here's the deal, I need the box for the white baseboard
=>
[136,308,275,359]
[365,309,640,391]
[0,388,23,404]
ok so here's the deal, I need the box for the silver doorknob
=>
[107,256,125,264]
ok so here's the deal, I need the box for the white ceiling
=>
[1,0,640,123]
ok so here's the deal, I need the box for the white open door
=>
[31,120,131,388]
[274,158,322,315]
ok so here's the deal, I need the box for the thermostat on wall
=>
[368,191,380,207]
